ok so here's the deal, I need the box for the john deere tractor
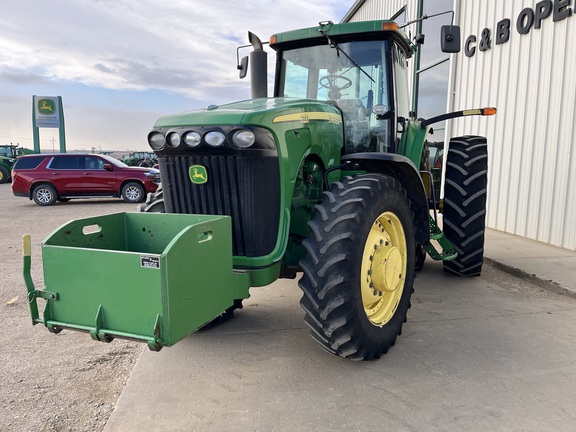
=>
[0,144,36,183]
[24,19,494,360]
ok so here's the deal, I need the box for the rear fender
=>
[341,153,429,244]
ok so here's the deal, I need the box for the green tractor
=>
[24,19,495,360]
[0,145,19,183]
[122,151,157,167]
[0,144,36,183]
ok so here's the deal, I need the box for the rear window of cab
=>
[13,156,46,170]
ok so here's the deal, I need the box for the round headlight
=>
[205,131,225,147]
[148,132,165,150]
[184,131,201,147]
[168,132,181,148]
[232,130,256,148]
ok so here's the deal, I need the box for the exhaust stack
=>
[248,32,268,98]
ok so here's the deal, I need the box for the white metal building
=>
[344,0,576,250]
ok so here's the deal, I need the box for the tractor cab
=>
[270,21,412,156]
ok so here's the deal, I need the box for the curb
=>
[485,258,576,299]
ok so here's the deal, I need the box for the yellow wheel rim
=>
[360,211,407,327]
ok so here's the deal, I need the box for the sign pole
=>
[32,95,40,153]
[57,96,66,153]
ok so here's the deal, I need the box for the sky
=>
[0,0,353,152]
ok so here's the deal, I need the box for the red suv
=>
[11,153,160,206]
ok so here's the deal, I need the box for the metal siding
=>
[346,0,576,250]
[448,0,576,250]
[346,1,412,22]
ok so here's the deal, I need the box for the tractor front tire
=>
[442,135,488,276]
[299,174,416,361]
[138,186,165,213]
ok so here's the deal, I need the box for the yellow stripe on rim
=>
[273,112,342,125]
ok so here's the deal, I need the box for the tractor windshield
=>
[276,39,394,154]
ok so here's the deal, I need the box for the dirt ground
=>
[0,184,143,431]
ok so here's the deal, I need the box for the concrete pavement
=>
[104,228,576,431]
[484,228,576,297]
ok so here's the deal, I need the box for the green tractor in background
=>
[122,151,157,167]
[25,18,495,360]
[0,144,35,183]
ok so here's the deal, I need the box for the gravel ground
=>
[0,184,143,431]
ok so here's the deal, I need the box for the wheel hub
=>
[370,244,403,294]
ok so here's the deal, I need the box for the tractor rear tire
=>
[0,166,9,184]
[299,174,416,361]
[442,135,488,276]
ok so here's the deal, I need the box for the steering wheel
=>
[319,74,353,92]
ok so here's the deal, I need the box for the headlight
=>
[168,132,181,148]
[148,132,165,150]
[232,130,256,148]
[184,131,201,147]
[205,131,225,147]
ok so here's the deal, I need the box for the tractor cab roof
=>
[269,20,413,58]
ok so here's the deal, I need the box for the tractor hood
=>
[153,97,341,129]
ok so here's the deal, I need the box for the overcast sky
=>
[1,0,353,152]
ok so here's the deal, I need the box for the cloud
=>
[0,1,351,150]
[0,0,346,94]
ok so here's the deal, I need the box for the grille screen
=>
[159,155,281,257]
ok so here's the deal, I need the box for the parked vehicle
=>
[12,153,160,206]
[24,18,495,360]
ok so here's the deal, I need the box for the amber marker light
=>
[269,35,277,44]
[483,107,497,116]
[382,22,399,31]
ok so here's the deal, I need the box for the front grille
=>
[159,155,281,257]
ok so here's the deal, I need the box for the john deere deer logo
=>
[38,99,56,115]
[189,165,208,184]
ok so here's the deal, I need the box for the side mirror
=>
[238,56,249,79]
[441,25,461,53]
[103,163,113,171]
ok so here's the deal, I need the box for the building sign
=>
[33,96,61,128]
[465,0,573,57]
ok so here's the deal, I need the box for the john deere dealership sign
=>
[32,95,66,152]
[34,96,61,128]
[465,0,573,57]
